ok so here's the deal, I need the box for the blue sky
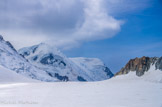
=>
[64,0,162,73]
[0,0,162,73]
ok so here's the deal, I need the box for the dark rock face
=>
[155,57,162,70]
[77,76,86,81]
[33,56,38,61]
[22,52,30,56]
[47,72,69,81]
[40,53,54,65]
[54,73,69,81]
[32,47,38,53]
[115,56,158,77]
[6,41,17,52]
[104,67,114,78]
[40,54,66,67]
[0,35,4,41]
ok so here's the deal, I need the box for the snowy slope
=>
[0,74,161,107]
[0,35,58,82]
[113,70,162,83]
[141,64,162,83]
[70,57,114,81]
[19,43,113,81]
[112,66,162,86]
[113,61,162,83]
[0,65,37,83]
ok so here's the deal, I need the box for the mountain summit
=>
[18,43,113,81]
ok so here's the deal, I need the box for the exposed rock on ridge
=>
[156,57,162,70]
[115,56,161,76]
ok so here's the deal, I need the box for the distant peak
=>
[0,35,17,52]
[19,42,63,58]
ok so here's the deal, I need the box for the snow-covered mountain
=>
[115,56,162,79]
[0,35,58,82]
[1,34,161,83]
[70,57,114,81]
[18,43,113,81]
[0,35,113,82]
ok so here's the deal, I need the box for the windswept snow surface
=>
[0,65,37,83]
[0,73,162,107]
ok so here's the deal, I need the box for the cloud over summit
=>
[0,0,150,49]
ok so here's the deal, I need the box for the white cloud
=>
[74,0,121,40]
[44,0,122,50]
[0,0,150,50]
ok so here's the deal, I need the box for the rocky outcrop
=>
[0,35,4,41]
[115,56,159,77]
[155,57,162,70]
[104,67,114,78]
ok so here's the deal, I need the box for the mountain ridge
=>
[115,56,162,77]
